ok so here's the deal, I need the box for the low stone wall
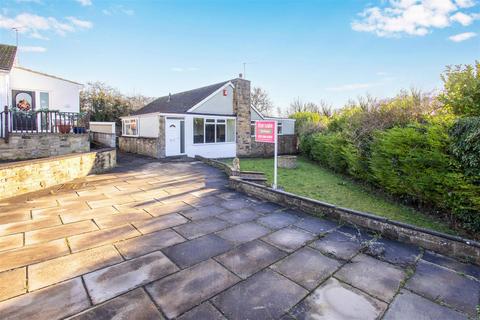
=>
[0,133,90,161]
[118,136,163,159]
[249,134,297,157]
[0,148,116,200]
[227,176,480,265]
[195,155,237,176]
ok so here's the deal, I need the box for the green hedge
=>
[370,123,480,232]
[450,117,480,180]
[300,122,480,233]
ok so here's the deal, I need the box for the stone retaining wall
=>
[228,176,480,265]
[118,136,161,159]
[0,133,90,161]
[0,148,116,200]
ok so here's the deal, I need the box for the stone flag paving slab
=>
[365,237,422,267]
[216,222,271,245]
[257,212,299,230]
[173,217,229,239]
[271,247,341,290]
[290,278,387,320]
[262,227,316,252]
[115,229,186,259]
[177,302,227,320]
[162,234,233,268]
[383,290,468,320]
[0,278,90,320]
[69,288,164,320]
[405,260,480,316]
[28,244,123,291]
[0,268,26,301]
[83,251,178,304]
[146,259,240,319]
[212,269,308,320]
[216,208,261,224]
[0,154,478,319]
[309,231,362,261]
[335,254,406,302]
[215,240,287,279]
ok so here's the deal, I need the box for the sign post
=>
[255,120,278,189]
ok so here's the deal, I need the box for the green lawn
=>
[232,157,455,235]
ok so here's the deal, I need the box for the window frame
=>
[39,91,50,109]
[122,118,139,137]
[277,121,283,135]
[193,116,236,144]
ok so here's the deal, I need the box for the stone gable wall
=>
[118,116,165,159]
[232,78,251,156]
[0,133,90,161]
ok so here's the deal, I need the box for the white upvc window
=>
[251,120,256,137]
[122,118,138,136]
[193,117,235,144]
[39,92,49,109]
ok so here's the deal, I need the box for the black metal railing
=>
[0,106,88,139]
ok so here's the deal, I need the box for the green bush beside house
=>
[293,62,480,235]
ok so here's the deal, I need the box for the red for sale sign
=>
[255,121,276,143]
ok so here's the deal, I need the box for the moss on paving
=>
[229,157,455,235]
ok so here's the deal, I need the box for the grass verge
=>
[230,156,455,235]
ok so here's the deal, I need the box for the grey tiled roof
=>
[133,80,231,115]
[0,44,17,71]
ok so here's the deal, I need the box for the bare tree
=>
[251,87,274,116]
[287,97,319,115]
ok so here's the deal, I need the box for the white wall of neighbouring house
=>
[183,114,237,158]
[278,119,295,135]
[191,85,234,115]
[10,67,82,113]
[89,122,116,134]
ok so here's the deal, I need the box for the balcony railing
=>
[0,106,88,139]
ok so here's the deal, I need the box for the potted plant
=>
[58,124,71,134]
[73,111,87,134]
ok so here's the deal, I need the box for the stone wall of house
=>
[118,136,160,158]
[118,116,166,159]
[0,148,116,200]
[232,78,251,157]
[250,134,298,157]
[0,133,90,161]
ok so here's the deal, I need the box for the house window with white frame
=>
[277,121,283,135]
[193,117,235,144]
[123,118,138,136]
[251,121,256,136]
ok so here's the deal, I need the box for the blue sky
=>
[0,0,479,112]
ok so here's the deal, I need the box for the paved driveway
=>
[0,154,478,320]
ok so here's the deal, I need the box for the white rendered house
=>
[120,77,296,159]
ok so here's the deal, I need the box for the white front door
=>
[165,118,184,156]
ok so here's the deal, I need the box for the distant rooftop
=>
[0,44,17,72]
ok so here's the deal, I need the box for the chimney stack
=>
[238,73,243,79]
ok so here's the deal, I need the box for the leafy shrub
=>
[310,133,348,173]
[370,122,480,232]
[440,61,480,117]
[289,111,329,136]
[450,117,480,179]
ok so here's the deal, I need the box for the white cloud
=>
[18,46,46,52]
[448,31,477,41]
[0,12,93,39]
[66,17,93,29]
[325,82,381,92]
[352,0,479,37]
[75,0,92,6]
[102,5,135,16]
[455,0,476,8]
[450,11,474,25]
